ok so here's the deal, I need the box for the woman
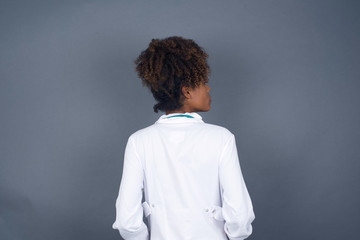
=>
[112,36,255,240]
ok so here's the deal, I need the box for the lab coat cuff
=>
[118,224,149,240]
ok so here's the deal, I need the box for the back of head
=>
[134,36,210,113]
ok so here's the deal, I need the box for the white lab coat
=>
[112,112,255,240]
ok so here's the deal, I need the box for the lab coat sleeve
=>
[112,135,149,240]
[219,133,255,240]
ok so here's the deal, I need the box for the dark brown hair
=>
[134,36,210,113]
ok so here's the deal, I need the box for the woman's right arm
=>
[219,133,255,240]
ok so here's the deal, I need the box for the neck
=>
[166,111,186,115]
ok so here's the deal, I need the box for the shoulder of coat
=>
[128,124,156,140]
[202,123,234,136]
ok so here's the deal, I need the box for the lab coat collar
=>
[155,112,204,124]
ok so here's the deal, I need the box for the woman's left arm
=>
[112,135,149,240]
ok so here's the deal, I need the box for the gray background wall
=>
[1,0,359,239]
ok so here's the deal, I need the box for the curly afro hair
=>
[134,36,210,113]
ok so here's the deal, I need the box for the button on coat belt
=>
[205,205,225,221]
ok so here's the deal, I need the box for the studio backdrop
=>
[0,0,359,240]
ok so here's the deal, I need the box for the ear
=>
[181,86,192,99]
